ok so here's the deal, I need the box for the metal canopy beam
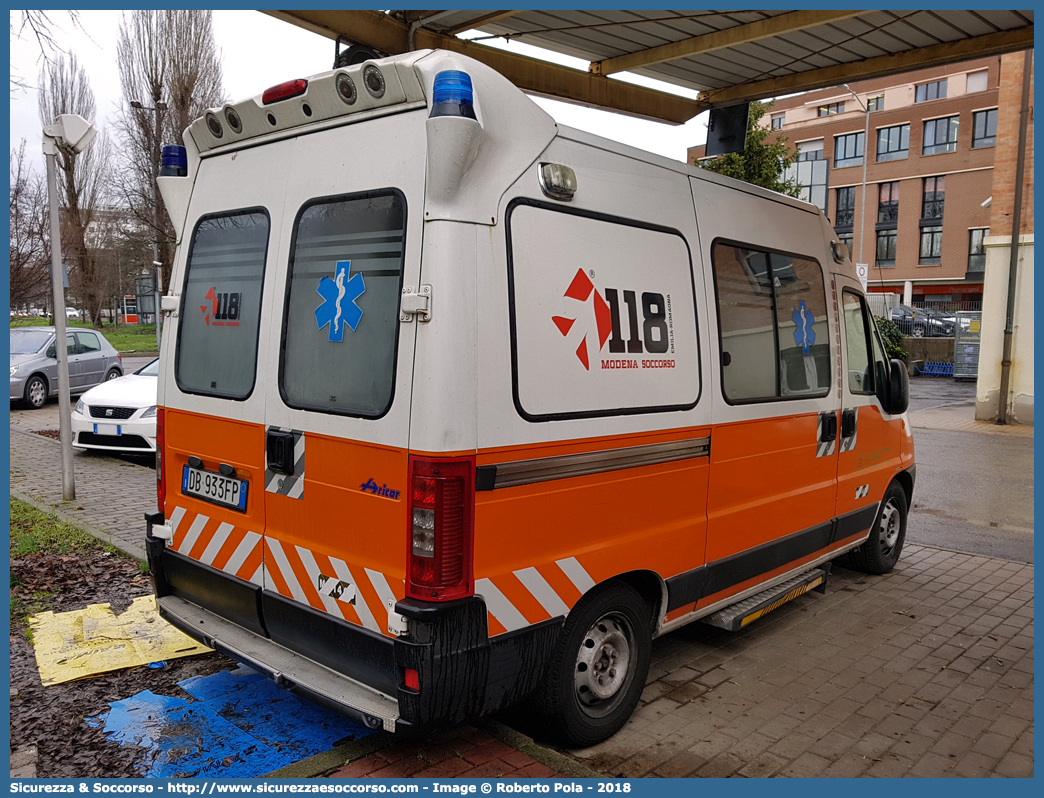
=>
[589,10,866,77]
[263,9,703,124]
[697,26,1035,109]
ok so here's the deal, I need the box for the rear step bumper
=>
[701,565,830,631]
[158,594,401,732]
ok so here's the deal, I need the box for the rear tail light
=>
[403,667,420,691]
[407,456,475,601]
[156,408,165,511]
[262,79,308,105]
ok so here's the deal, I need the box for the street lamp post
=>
[131,99,167,352]
[42,113,98,501]
[844,85,871,276]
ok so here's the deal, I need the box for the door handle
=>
[266,430,296,475]
[842,409,857,438]
[819,412,837,443]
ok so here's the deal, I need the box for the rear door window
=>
[77,332,101,352]
[175,210,270,399]
[280,191,406,418]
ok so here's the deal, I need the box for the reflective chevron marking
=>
[514,566,570,618]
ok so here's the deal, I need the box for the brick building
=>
[688,56,1003,307]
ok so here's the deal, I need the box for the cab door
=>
[835,280,906,538]
[258,112,425,659]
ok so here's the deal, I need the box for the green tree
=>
[695,100,800,196]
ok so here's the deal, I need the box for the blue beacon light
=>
[429,70,476,120]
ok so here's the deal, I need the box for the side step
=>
[701,565,830,631]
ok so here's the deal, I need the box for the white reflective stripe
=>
[475,578,528,632]
[224,531,261,577]
[199,522,234,566]
[177,513,210,555]
[248,562,264,587]
[168,506,187,538]
[556,557,595,595]
[365,568,397,614]
[296,546,342,617]
[266,538,309,604]
[514,567,570,618]
[329,558,380,634]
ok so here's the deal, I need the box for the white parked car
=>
[71,358,158,454]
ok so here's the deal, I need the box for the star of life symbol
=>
[315,260,365,342]
[793,300,816,354]
[551,269,612,371]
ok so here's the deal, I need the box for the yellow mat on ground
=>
[29,595,213,685]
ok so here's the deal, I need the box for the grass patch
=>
[9,498,103,556]
[11,317,159,354]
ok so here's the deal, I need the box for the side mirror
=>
[886,358,909,415]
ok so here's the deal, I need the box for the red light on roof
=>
[262,79,308,105]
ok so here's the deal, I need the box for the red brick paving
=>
[326,728,565,780]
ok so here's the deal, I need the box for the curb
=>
[10,486,147,563]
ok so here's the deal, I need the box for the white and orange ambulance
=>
[146,49,915,747]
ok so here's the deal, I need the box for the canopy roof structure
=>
[266,9,1034,124]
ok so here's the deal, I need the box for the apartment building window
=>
[835,187,856,227]
[876,182,898,269]
[867,94,884,112]
[785,140,828,214]
[834,132,864,168]
[878,182,899,224]
[922,176,945,219]
[966,70,988,93]
[818,102,844,116]
[876,124,910,162]
[968,228,988,273]
[876,229,897,268]
[915,79,947,103]
[972,108,998,148]
[771,113,785,130]
[923,116,959,155]
[919,227,943,264]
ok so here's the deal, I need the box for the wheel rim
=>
[28,379,45,407]
[574,612,635,718]
[878,498,902,556]
[107,370,119,381]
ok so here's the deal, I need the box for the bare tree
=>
[38,53,112,327]
[11,11,83,93]
[10,141,51,311]
[114,10,225,290]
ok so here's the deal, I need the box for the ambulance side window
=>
[842,291,875,395]
[712,242,830,403]
[175,210,269,399]
[280,191,406,418]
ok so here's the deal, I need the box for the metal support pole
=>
[44,142,76,500]
[152,104,162,352]
[997,49,1032,424]
[844,85,870,267]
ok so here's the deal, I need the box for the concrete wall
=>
[976,235,1034,424]
[903,337,955,365]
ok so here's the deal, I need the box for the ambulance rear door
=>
[257,110,426,692]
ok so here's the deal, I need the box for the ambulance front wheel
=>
[848,482,907,574]
[537,581,651,747]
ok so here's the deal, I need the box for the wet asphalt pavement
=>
[905,378,1033,563]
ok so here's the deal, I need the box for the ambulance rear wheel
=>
[848,482,907,574]
[537,581,651,747]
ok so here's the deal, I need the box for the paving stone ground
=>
[9,400,1034,778]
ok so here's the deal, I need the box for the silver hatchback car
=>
[10,326,123,409]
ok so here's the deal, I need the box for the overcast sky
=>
[10,10,710,170]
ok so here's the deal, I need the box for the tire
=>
[912,325,925,338]
[105,368,121,381]
[22,374,48,410]
[534,581,651,747]
[848,482,908,574]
